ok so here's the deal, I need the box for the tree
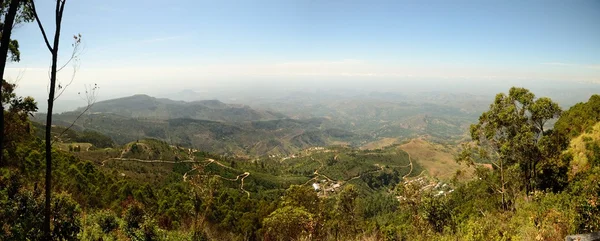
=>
[1,80,36,164]
[554,94,600,138]
[0,0,34,165]
[262,206,314,241]
[0,0,33,62]
[282,184,319,213]
[335,184,360,237]
[27,0,73,238]
[458,87,562,209]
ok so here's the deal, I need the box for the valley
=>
[2,1,599,240]
[9,87,600,240]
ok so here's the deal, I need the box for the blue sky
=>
[5,0,600,101]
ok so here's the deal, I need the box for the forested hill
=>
[34,112,366,156]
[75,94,287,122]
[3,86,600,240]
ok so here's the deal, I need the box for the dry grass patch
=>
[56,142,93,152]
[567,122,600,176]
[360,137,399,150]
[399,138,473,180]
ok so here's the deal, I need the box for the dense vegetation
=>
[3,85,600,240]
[36,91,485,157]
[36,112,366,157]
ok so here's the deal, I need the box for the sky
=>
[4,0,600,106]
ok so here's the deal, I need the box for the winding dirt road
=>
[402,153,414,179]
[203,159,251,198]
[346,163,385,182]
[103,156,252,197]
[303,157,336,186]
[100,158,197,167]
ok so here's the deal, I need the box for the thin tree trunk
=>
[43,1,65,238]
[500,159,506,210]
[0,0,21,166]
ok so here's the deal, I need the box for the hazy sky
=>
[5,0,600,103]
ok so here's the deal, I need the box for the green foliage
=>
[121,139,189,161]
[96,209,120,233]
[32,122,115,149]
[555,94,600,138]
[50,192,83,240]
[262,206,314,241]
[0,0,34,62]
[335,185,361,235]
[282,184,319,213]
[2,80,38,164]
[0,170,81,240]
[2,83,600,240]
[460,87,566,210]
[421,195,453,233]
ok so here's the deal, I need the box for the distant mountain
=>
[160,89,208,102]
[78,94,286,122]
[248,93,478,143]
[35,112,368,156]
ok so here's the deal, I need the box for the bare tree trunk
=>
[500,159,506,210]
[32,0,66,238]
[0,0,21,166]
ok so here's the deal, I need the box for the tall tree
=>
[458,87,562,209]
[0,0,21,165]
[0,0,34,165]
[0,0,33,62]
[27,0,73,238]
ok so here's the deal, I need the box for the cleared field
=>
[56,142,93,152]
[360,137,399,150]
[399,138,472,180]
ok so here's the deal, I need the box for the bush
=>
[95,209,119,233]
[123,202,145,233]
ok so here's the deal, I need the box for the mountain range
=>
[35,92,483,156]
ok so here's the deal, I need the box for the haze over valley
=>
[2,1,599,240]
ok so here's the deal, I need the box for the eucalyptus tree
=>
[27,0,75,238]
[458,87,562,210]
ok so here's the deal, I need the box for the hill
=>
[78,94,286,122]
[248,93,479,144]
[567,122,600,176]
[35,112,370,156]
[398,138,474,180]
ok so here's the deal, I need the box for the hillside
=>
[250,94,478,143]
[35,93,484,159]
[67,137,416,194]
[398,138,473,180]
[566,121,600,176]
[78,94,286,122]
[7,86,600,241]
[35,112,370,156]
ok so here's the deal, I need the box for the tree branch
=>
[51,84,98,145]
[53,62,78,100]
[27,0,52,52]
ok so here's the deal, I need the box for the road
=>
[102,156,252,198]
[402,153,414,179]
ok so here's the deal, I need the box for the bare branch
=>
[57,34,82,72]
[51,84,98,145]
[27,0,52,52]
[53,60,78,100]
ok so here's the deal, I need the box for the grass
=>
[360,137,399,150]
[567,122,600,176]
[398,137,473,180]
